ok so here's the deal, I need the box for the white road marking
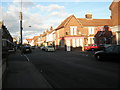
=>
[23,54,30,61]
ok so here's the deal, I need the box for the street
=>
[13,48,119,88]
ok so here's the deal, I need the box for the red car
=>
[84,44,104,51]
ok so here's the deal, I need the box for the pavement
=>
[2,50,52,88]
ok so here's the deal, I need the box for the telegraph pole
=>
[20,0,23,46]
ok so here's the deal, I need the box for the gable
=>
[55,15,82,30]
[65,16,82,28]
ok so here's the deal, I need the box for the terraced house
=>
[46,26,56,46]
[32,0,119,51]
[54,13,113,51]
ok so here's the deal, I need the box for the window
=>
[112,46,118,53]
[66,32,68,35]
[105,46,114,53]
[118,46,120,53]
[70,26,77,35]
[88,27,94,35]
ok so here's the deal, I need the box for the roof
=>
[55,15,113,31]
[26,39,33,41]
[77,18,113,26]
[55,15,74,30]
[33,36,39,41]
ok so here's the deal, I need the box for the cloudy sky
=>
[1,0,113,39]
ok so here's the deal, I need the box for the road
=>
[24,48,119,88]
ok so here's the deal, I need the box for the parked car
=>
[94,45,120,61]
[84,44,104,51]
[21,45,32,53]
[41,46,45,50]
[31,46,35,49]
[45,46,55,52]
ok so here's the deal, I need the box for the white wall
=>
[46,31,56,42]
[29,40,34,46]
[111,25,120,45]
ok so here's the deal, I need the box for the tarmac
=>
[2,49,95,89]
[2,50,52,89]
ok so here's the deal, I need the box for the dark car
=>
[21,45,32,53]
[94,45,120,61]
[31,46,35,49]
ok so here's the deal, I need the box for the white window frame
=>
[88,27,94,35]
[88,37,94,44]
[70,26,77,35]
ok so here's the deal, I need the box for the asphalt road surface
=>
[17,49,120,88]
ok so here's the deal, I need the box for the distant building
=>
[33,36,40,46]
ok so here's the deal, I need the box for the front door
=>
[66,40,71,51]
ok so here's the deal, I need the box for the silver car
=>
[45,46,55,52]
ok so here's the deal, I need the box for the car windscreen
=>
[47,46,53,48]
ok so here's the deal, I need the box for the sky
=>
[0,0,113,39]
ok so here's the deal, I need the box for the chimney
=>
[50,26,53,31]
[85,13,92,19]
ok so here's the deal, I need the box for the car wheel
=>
[96,55,102,61]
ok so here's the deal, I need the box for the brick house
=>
[78,14,113,46]
[33,36,40,46]
[41,31,47,46]
[109,0,120,45]
[46,26,56,47]
[26,38,34,46]
[55,15,85,51]
[54,14,113,51]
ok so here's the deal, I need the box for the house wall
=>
[110,1,120,26]
[64,16,84,49]
[64,16,83,36]
[110,1,120,45]
[83,26,100,45]
[55,28,65,47]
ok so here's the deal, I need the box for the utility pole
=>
[20,0,23,46]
